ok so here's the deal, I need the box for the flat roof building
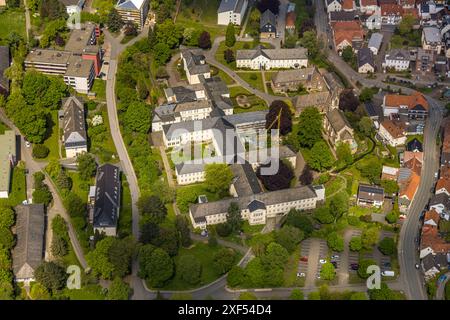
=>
[0,130,17,199]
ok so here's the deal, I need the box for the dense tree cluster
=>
[257,160,294,191]
[257,0,280,15]
[265,100,292,136]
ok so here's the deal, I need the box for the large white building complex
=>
[217,0,248,26]
[236,46,308,70]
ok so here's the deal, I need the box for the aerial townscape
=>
[0,0,450,303]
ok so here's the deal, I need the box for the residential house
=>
[286,11,297,32]
[441,123,450,166]
[342,0,355,11]
[383,49,411,71]
[403,151,423,175]
[260,10,277,39]
[332,21,364,52]
[0,131,17,199]
[407,138,423,152]
[270,67,326,94]
[115,0,150,30]
[181,49,211,85]
[175,163,207,185]
[357,184,385,207]
[368,32,383,55]
[381,165,399,181]
[217,0,248,25]
[380,4,404,25]
[229,162,263,197]
[360,0,378,14]
[59,0,85,15]
[92,164,121,236]
[326,0,342,13]
[12,204,45,283]
[0,46,10,96]
[422,26,443,53]
[324,108,357,153]
[360,11,382,30]
[63,57,95,94]
[420,224,450,255]
[329,11,359,22]
[416,48,436,73]
[399,171,420,211]
[382,92,429,119]
[424,209,440,227]
[236,46,308,70]
[378,119,407,146]
[435,177,450,195]
[189,185,325,228]
[294,91,332,114]
[62,96,87,158]
[357,47,375,73]
[429,192,450,214]
[421,252,441,279]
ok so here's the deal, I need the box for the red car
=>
[300,256,308,262]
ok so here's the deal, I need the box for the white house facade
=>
[217,0,248,26]
[236,46,308,70]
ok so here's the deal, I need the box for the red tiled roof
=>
[403,151,423,176]
[342,0,354,10]
[424,209,441,226]
[403,8,419,19]
[380,119,406,139]
[286,12,296,28]
[421,225,450,253]
[384,92,429,111]
[332,21,364,47]
[381,4,404,16]
[400,171,420,200]
[436,177,450,194]
[360,0,377,6]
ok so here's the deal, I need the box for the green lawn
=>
[67,171,91,202]
[158,241,242,290]
[325,176,345,197]
[406,134,423,144]
[210,66,235,85]
[177,0,226,41]
[283,245,305,287]
[88,107,119,164]
[229,86,268,114]
[41,110,60,160]
[0,165,27,207]
[59,284,106,300]
[176,183,224,214]
[0,121,7,134]
[236,72,265,92]
[91,79,106,101]
[118,177,132,237]
[91,0,114,14]
[0,9,26,40]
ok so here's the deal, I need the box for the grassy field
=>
[41,111,60,160]
[176,183,224,213]
[159,242,242,291]
[88,106,119,164]
[67,171,91,202]
[210,66,235,85]
[0,165,27,207]
[0,9,26,40]
[59,284,106,300]
[283,245,305,287]
[177,0,226,41]
[91,80,106,101]
[229,86,268,114]
[118,177,132,237]
[236,72,265,92]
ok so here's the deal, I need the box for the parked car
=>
[383,262,391,268]
[331,254,339,260]
[25,141,31,148]
[415,263,420,269]
[350,263,359,270]
[297,272,306,277]
[437,274,447,284]
[300,256,308,262]
[319,259,327,264]
[381,271,395,277]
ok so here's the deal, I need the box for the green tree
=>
[108,237,136,278]
[329,192,348,222]
[0,207,14,229]
[349,236,362,252]
[0,282,14,300]
[356,156,382,184]
[153,42,172,66]
[285,210,313,236]
[297,107,322,148]
[308,291,321,300]
[32,144,50,159]
[212,248,236,275]
[320,262,336,280]
[34,261,67,292]
[226,202,242,234]
[300,30,319,58]
[63,193,86,218]
[350,292,368,300]
[380,180,399,195]
[361,227,380,250]
[378,237,395,256]
[0,228,14,249]
[86,237,115,279]
[155,19,184,49]
[225,23,236,47]
[175,215,192,247]
[204,163,233,197]
[359,87,376,102]
[290,289,304,300]
[368,282,403,300]
[357,259,377,279]
[358,117,374,137]
[342,46,355,63]
[107,277,132,300]
[51,236,68,257]
[275,225,304,253]
[314,206,334,224]
[336,142,353,166]
[327,232,344,252]
[309,141,334,171]
[56,169,72,191]
[32,184,53,206]
[399,14,416,35]
[107,8,124,32]
[227,266,246,287]
[30,283,51,300]
[178,254,202,285]
[138,194,167,224]
[76,153,97,181]
[124,102,151,133]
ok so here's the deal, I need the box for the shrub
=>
[216,223,232,237]
[32,144,50,159]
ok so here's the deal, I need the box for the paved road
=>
[23,0,31,42]
[398,99,443,300]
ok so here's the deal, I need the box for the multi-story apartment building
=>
[236,46,308,70]
[116,0,150,30]
[217,0,248,25]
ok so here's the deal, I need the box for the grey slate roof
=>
[0,46,10,94]
[357,47,375,68]
[93,164,121,230]
[236,46,308,61]
[368,33,383,51]
[329,11,358,22]
[430,193,450,208]
[358,184,384,202]
[218,0,244,13]
[248,199,266,212]
[385,49,410,61]
[230,162,263,197]
[182,49,210,76]
[12,204,45,281]
[190,185,319,221]
[63,96,87,149]
[422,253,436,272]
[271,67,316,85]
[326,108,352,132]
[406,138,423,152]
[260,9,277,30]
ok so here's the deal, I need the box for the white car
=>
[296,272,306,277]
[331,254,339,260]
[319,259,327,264]
[25,141,31,148]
